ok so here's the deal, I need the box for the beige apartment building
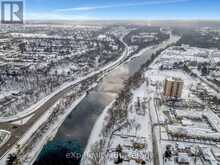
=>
[164,78,184,98]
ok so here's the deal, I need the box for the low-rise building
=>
[177,153,190,164]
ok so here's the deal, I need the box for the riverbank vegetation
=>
[84,45,171,165]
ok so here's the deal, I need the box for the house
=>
[177,153,190,165]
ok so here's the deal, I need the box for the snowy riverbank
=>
[80,33,180,165]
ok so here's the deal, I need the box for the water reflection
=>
[54,91,115,148]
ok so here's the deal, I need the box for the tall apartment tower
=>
[164,78,184,98]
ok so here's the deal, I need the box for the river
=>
[35,34,180,165]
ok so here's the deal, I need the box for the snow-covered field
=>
[104,83,153,165]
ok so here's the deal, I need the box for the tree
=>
[88,141,103,165]
[201,65,209,76]
[115,144,123,164]
[6,153,17,165]
[18,43,26,54]
[164,145,172,161]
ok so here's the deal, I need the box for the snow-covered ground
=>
[82,83,154,165]
[81,33,181,165]
[104,83,153,165]
[0,130,11,149]
[83,42,220,165]
[0,25,128,118]
[0,39,129,123]
[144,45,220,165]
[162,46,220,64]
[0,34,131,164]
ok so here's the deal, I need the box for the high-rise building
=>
[164,77,184,98]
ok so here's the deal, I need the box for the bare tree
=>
[88,141,104,165]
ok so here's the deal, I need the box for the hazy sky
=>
[23,0,220,20]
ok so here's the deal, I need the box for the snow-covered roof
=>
[177,153,190,163]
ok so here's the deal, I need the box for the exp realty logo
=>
[1,1,23,24]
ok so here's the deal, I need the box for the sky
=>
[21,0,220,20]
